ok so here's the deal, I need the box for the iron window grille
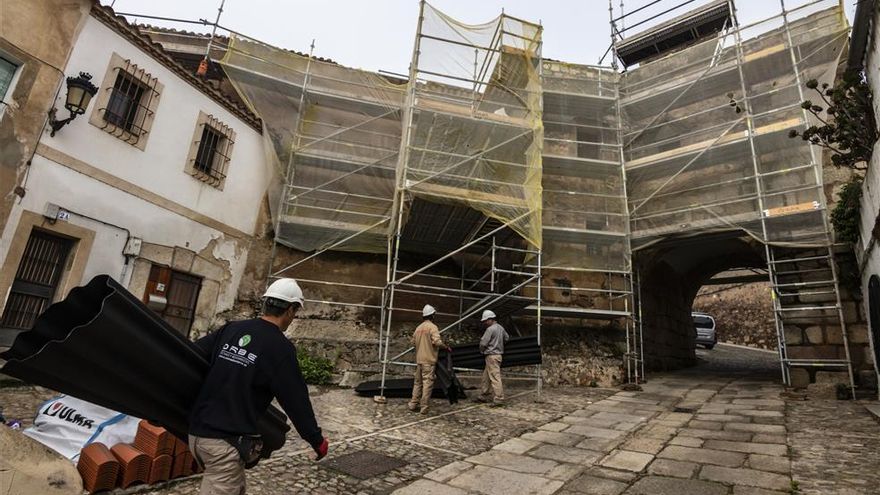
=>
[0,230,72,331]
[96,58,160,146]
[187,113,235,189]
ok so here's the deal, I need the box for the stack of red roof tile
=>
[133,420,174,457]
[77,443,120,494]
[111,443,151,489]
[148,454,173,484]
[172,450,195,478]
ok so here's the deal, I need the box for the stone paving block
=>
[569,409,599,418]
[466,450,558,475]
[669,436,703,447]
[750,434,787,445]
[561,415,602,425]
[580,466,639,482]
[678,428,753,442]
[725,423,786,435]
[688,420,724,431]
[448,465,563,495]
[593,411,651,424]
[699,465,791,491]
[573,417,621,428]
[731,399,785,408]
[564,474,627,495]
[547,462,585,481]
[751,416,785,426]
[626,475,729,495]
[657,445,746,467]
[522,430,585,447]
[492,437,541,454]
[703,440,788,456]
[747,454,790,474]
[611,422,640,431]
[529,445,603,465]
[647,458,699,479]
[599,450,654,472]
[540,421,571,432]
[392,478,469,495]
[566,425,625,439]
[620,437,666,455]
[606,395,661,406]
[424,461,475,483]
[576,437,624,453]
[696,414,746,422]
[738,410,783,418]
[657,412,693,422]
[731,487,788,495]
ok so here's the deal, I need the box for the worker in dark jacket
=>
[188,278,328,495]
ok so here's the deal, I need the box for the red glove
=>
[314,437,329,460]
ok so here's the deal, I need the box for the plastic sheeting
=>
[219,1,543,253]
[620,1,848,250]
[403,3,544,249]
[221,36,405,253]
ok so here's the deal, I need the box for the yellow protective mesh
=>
[220,35,405,253]
[620,1,848,250]
[403,3,544,249]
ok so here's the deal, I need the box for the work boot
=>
[490,399,505,407]
[407,402,418,412]
[420,406,430,415]
[474,396,491,403]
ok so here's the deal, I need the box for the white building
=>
[0,4,271,344]
[851,0,880,394]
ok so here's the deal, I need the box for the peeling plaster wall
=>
[0,0,92,235]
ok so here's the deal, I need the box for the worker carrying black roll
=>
[188,278,328,495]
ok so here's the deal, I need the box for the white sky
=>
[107,0,856,73]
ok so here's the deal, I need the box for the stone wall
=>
[692,282,777,350]
[638,259,698,371]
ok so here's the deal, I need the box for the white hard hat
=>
[481,309,496,322]
[263,278,305,307]
[422,304,437,317]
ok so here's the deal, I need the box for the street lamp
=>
[48,72,98,137]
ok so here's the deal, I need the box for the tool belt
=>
[225,434,263,469]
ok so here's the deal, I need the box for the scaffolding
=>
[540,61,640,381]
[220,2,547,392]
[612,0,853,393]
[214,0,853,392]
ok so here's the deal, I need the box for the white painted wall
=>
[0,13,270,315]
[858,4,880,392]
[44,15,269,236]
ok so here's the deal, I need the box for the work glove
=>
[313,437,329,461]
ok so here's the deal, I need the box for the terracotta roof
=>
[89,1,262,131]
[135,23,339,64]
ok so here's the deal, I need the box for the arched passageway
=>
[635,232,767,371]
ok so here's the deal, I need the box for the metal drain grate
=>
[321,450,407,479]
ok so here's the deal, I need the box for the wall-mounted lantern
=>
[48,72,98,137]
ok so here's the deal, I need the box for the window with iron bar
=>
[104,71,146,133]
[90,53,163,150]
[186,111,236,190]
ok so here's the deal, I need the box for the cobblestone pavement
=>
[3,344,879,494]
[396,344,880,495]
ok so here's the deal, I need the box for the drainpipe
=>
[49,205,136,285]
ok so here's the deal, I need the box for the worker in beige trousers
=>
[409,304,450,414]
[477,310,509,405]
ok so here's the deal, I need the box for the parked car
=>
[692,312,717,349]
